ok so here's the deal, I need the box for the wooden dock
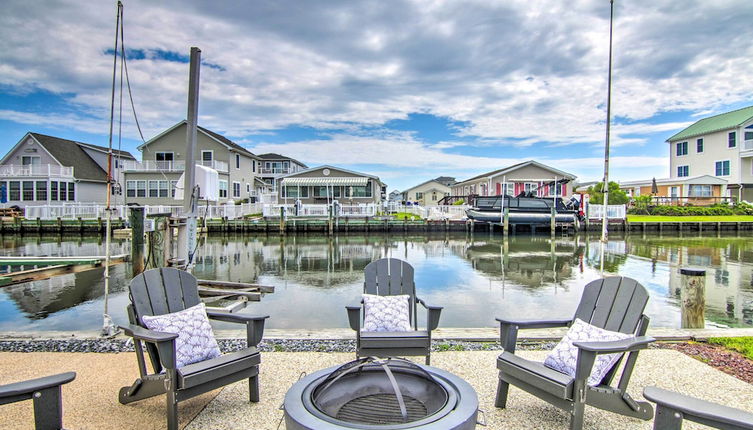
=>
[0,254,129,286]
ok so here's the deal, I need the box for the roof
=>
[257,153,308,167]
[454,160,577,186]
[197,125,257,158]
[29,133,109,181]
[76,142,136,159]
[282,177,369,186]
[280,165,383,183]
[403,177,454,193]
[667,105,753,142]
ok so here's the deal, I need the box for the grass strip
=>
[627,215,753,223]
[707,337,753,360]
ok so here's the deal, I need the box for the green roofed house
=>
[667,105,753,201]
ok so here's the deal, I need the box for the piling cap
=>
[680,267,706,276]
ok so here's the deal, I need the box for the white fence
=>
[387,203,470,220]
[24,202,264,220]
[262,203,378,218]
[0,164,74,178]
[587,204,626,220]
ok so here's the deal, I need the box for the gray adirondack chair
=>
[644,386,753,430]
[495,276,655,430]
[119,268,268,430]
[346,258,442,364]
[0,372,76,430]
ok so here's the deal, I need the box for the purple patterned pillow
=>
[362,294,412,332]
[142,303,221,368]
[543,318,632,386]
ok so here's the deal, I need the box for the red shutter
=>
[561,184,567,196]
[496,183,501,195]
[514,182,522,195]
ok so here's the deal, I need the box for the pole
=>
[129,206,145,275]
[182,47,201,268]
[601,0,615,243]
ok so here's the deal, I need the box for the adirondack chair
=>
[0,372,76,430]
[495,276,655,430]
[644,386,753,430]
[119,268,268,430]
[346,258,442,364]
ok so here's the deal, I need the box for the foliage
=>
[707,337,753,360]
[633,195,653,215]
[586,181,629,205]
[627,215,753,222]
[453,199,465,205]
[394,212,422,220]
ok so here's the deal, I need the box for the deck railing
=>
[587,204,626,220]
[23,202,264,220]
[121,159,229,173]
[0,164,74,178]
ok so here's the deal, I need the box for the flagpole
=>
[601,0,615,243]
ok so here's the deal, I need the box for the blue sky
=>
[1,0,752,191]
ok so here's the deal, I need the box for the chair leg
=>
[653,405,683,430]
[32,386,63,430]
[570,398,585,430]
[249,374,260,403]
[495,377,509,408]
[166,390,178,430]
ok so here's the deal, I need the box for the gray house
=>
[0,132,136,207]
[123,121,261,205]
[278,165,387,205]
[257,153,308,193]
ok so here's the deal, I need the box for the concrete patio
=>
[1,348,752,429]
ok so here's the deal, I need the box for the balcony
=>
[0,164,74,178]
[259,167,293,176]
[742,139,753,156]
[122,160,229,173]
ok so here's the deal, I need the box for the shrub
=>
[453,199,465,205]
[587,182,629,205]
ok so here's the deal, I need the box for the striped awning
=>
[281,177,369,186]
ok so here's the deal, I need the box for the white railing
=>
[587,204,626,220]
[199,160,229,172]
[0,164,74,177]
[25,205,127,220]
[259,167,292,175]
[744,139,753,151]
[299,204,330,217]
[338,204,378,217]
[121,160,186,172]
[263,204,295,217]
[426,205,470,220]
[23,202,264,220]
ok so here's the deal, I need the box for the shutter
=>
[496,183,501,195]
[561,184,567,196]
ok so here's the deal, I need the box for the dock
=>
[0,254,129,286]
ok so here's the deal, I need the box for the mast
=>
[182,47,201,269]
[601,0,615,243]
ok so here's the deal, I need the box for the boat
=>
[465,193,581,225]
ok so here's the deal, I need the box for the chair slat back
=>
[363,258,417,325]
[573,276,648,335]
[129,267,201,325]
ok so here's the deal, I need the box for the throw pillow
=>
[543,318,632,386]
[362,294,412,332]
[142,302,221,369]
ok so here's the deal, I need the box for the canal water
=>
[0,233,751,332]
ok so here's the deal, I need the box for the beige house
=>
[257,153,308,193]
[278,165,386,205]
[451,160,576,199]
[667,105,753,201]
[0,132,136,208]
[618,175,728,206]
[122,121,261,205]
[402,176,455,205]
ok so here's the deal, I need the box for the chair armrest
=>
[120,324,178,343]
[417,298,443,331]
[207,311,269,347]
[0,372,76,400]
[346,304,361,331]
[495,317,571,329]
[644,386,753,428]
[573,336,655,354]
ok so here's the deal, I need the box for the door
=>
[670,186,679,205]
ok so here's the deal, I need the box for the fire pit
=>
[284,357,479,429]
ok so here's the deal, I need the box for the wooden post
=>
[129,206,145,275]
[279,206,285,235]
[679,267,705,329]
[503,206,509,237]
[550,204,556,236]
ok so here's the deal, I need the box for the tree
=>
[634,195,653,214]
[586,181,629,205]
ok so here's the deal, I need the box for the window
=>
[689,185,712,197]
[148,180,159,197]
[68,182,75,201]
[253,160,256,172]
[158,180,169,198]
[219,180,228,198]
[346,184,372,198]
[729,132,736,148]
[155,152,173,161]
[171,181,178,198]
[313,186,331,198]
[284,186,309,198]
[432,192,437,201]
[745,128,753,143]
[59,182,67,201]
[50,181,58,201]
[547,183,563,196]
[677,165,689,177]
[696,138,704,153]
[21,156,40,165]
[126,180,136,198]
[524,183,536,193]
[415,192,424,199]
[676,141,688,156]
[235,154,240,169]
[22,181,34,200]
[8,181,19,201]
[201,150,213,166]
[136,180,146,197]
[35,181,47,201]
[232,182,241,198]
[246,183,250,193]
[715,160,730,176]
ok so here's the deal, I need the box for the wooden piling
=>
[129,206,145,275]
[679,267,705,329]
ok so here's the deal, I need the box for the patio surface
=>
[1,349,752,429]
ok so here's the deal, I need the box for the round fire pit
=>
[284,357,479,429]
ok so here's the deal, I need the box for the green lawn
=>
[393,212,422,220]
[707,337,753,360]
[627,215,753,222]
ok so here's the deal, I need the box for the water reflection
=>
[0,233,752,331]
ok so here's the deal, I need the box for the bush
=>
[453,199,465,205]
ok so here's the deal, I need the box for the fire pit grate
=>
[336,393,428,424]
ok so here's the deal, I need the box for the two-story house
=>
[256,153,308,193]
[122,121,261,205]
[668,105,753,201]
[0,132,136,208]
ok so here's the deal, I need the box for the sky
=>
[1,0,752,192]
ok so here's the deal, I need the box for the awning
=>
[281,177,369,186]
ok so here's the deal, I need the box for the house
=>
[402,176,456,205]
[278,165,387,206]
[122,121,261,205]
[388,190,403,202]
[618,175,728,206]
[0,132,136,208]
[667,105,753,201]
[451,160,577,199]
[256,153,308,193]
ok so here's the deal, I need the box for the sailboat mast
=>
[601,0,615,243]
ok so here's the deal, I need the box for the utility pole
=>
[601,0,615,243]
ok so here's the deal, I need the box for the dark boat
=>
[465,193,581,225]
